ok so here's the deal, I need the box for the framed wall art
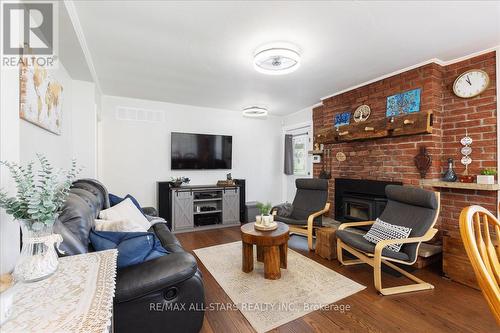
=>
[20,62,64,135]
[334,112,351,127]
[386,88,421,117]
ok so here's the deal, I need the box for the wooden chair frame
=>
[459,205,500,324]
[336,192,440,296]
[273,202,331,251]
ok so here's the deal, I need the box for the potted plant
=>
[0,155,79,282]
[477,169,497,185]
[255,202,273,226]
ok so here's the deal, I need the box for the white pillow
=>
[99,198,151,231]
[363,218,412,252]
[94,219,148,232]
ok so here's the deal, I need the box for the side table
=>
[241,222,289,280]
[1,249,117,333]
[315,227,337,260]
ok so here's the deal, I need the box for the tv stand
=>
[157,183,240,233]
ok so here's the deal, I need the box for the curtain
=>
[284,134,293,175]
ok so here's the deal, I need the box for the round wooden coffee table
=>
[240,222,289,280]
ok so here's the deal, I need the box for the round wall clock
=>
[353,105,371,122]
[453,69,489,98]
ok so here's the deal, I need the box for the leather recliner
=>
[53,179,205,333]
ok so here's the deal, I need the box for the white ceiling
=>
[72,1,500,115]
[59,3,93,81]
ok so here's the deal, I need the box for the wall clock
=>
[453,69,489,98]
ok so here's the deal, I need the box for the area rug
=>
[194,241,365,333]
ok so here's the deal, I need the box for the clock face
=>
[453,69,489,98]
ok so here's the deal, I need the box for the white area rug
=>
[194,241,365,333]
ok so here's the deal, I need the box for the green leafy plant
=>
[256,202,272,216]
[0,154,80,231]
[480,169,497,176]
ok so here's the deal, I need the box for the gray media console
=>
[170,185,240,232]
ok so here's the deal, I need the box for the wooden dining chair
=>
[459,205,500,325]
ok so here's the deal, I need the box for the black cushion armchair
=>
[336,185,440,295]
[273,178,330,251]
[54,179,205,333]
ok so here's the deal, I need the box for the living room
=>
[0,1,499,332]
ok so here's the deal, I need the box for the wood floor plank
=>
[176,226,498,332]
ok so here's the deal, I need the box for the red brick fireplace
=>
[313,51,498,288]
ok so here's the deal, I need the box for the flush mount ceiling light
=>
[242,106,268,118]
[253,44,301,75]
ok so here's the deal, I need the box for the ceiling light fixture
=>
[242,106,268,118]
[254,44,301,75]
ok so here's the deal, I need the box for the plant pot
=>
[477,175,495,185]
[13,220,63,283]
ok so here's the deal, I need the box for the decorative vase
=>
[13,220,63,283]
[442,158,457,182]
[414,146,432,179]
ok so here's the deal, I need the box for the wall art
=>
[386,88,421,117]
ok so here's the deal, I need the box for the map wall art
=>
[20,62,63,135]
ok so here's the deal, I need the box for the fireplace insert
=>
[335,178,402,222]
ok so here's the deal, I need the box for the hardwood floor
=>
[176,226,498,332]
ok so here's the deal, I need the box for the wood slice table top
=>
[241,222,289,246]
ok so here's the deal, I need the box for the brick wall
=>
[440,52,498,237]
[313,51,497,239]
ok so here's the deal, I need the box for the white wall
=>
[19,63,73,167]
[72,80,97,178]
[1,61,97,274]
[19,65,97,175]
[0,68,21,274]
[282,106,313,127]
[100,96,283,207]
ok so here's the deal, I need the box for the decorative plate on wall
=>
[336,152,346,162]
[460,136,473,146]
[353,105,371,122]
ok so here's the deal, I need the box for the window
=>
[292,134,308,175]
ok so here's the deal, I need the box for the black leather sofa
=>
[53,179,205,333]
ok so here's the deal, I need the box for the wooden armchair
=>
[272,179,330,251]
[459,205,500,324]
[336,185,440,295]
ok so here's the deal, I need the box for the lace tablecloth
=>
[2,249,117,333]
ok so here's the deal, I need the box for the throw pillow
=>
[94,219,148,232]
[109,193,145,216]
[109,193,123,206]
[363,218,412,252]
[99,198,151,231]
[90,230,169,268]
[272,203,294,218]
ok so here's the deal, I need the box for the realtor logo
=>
[1,1,58,67]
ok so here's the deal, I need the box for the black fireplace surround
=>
[335,178,403,223]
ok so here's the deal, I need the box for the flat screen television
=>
[171,132,232,170]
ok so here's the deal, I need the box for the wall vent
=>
[115,106,165,123]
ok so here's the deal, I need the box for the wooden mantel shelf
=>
[420,179,500,191]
